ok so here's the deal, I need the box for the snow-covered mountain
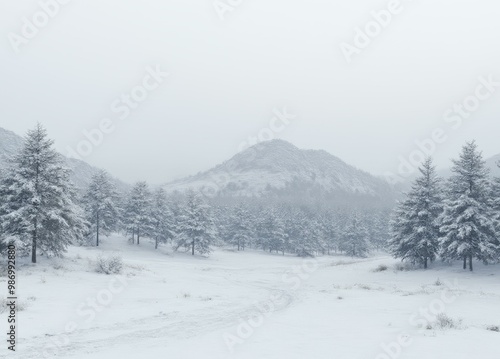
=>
[485,154,500,177]
[164,140,396,206]
[0,127,129,194]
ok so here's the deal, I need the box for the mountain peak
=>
[165,139,395,205]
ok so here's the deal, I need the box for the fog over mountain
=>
[164,139,397,207]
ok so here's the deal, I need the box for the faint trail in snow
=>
[15,272,297,359]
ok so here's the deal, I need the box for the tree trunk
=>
[96,212,100,247]
[33,159,40,264]
[192,239,195,256]
[463,257,467,270]
[31,219,37,264]
[155,236,158,250]
[137,228,140,245]
[132,228,135,244]
[469,255,473,272]
[424,257,428,269]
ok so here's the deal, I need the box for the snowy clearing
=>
[3,236,500,359]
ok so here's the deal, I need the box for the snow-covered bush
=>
[393,262,414,272]
[427,313,463,330]
[95,255,123,275]
[0,297,28,313]
[372,264,388,272]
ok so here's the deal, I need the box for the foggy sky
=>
[1,0,499,184]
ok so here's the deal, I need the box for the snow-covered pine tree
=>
[290,209,318,257]
[264,207,288,255]
[150,188,175,249]
[366,210,389,251]
[342,212,369,258]
[439,142,499,271]
[389,158,443,268]
[0,124,87,263]
[228,202,254,251]
[175,191,217,256]
[490,167,500,245]
[125,181,153,245]
[82,170,120,246]
[321,211,340,255]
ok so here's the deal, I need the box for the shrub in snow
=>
[95,255,123,275]
[372,264,388,272]
[427,313,463,330]
[0,297,28,313]
[393,262,414,272]
[486,325,499,332]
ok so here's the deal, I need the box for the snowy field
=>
[3,236,500,359]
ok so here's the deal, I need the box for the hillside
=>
[164,140,396,206]
[0,127,129,194]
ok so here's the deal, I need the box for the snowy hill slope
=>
[0,127,129,193]
[164,140,396,206]
[485,154,500,177]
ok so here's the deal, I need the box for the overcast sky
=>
[1,0,499,184]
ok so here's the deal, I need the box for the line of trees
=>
[215,202,389,258]
[389,142,500,271]
[0,125,221,261]
[0,124,391,263]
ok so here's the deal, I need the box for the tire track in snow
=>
[15,270,297,358]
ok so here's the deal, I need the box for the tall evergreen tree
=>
[125,182,152,245]
[175,191,217,256]
[82,170,120,246]
[439,142,499,271]
[150,188,175,249]
[342,212,370,258]
[389,158,443,268]
[263,208,288,255]
[228,202,254,251]
[0,124,87,263]
[322,211,340,255]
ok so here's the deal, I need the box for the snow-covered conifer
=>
[0,124,87,263]
[175,191,217,255]
[150,188,175,249]
[83,170,120,246]
[439,142,498,271]
[389,158,443,268]
[125,181,153,245]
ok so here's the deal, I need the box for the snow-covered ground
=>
[3,236,500,359]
